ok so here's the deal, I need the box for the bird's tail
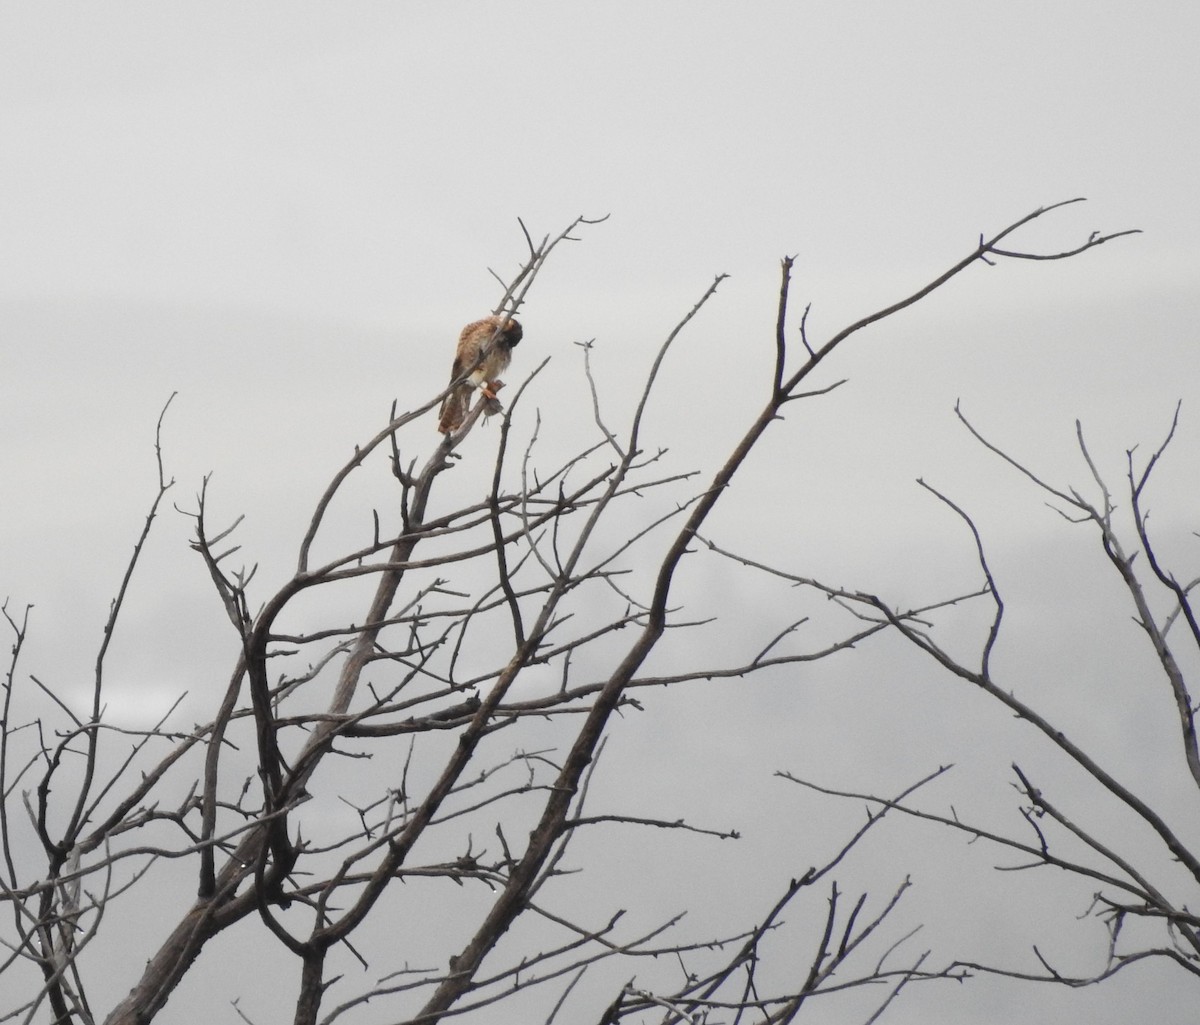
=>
[438,388,468,434]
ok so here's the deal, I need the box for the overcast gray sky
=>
[2,3,1199,1023]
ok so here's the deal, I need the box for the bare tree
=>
[0,200,1140,1025]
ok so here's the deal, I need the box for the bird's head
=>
[500,318,523,349]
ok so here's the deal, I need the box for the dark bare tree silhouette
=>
[2,200,1160,1025]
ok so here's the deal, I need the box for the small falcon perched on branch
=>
[437,315,523,434]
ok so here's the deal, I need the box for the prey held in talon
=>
[438,315,523,434]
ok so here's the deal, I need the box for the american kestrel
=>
[437,315,523,434]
